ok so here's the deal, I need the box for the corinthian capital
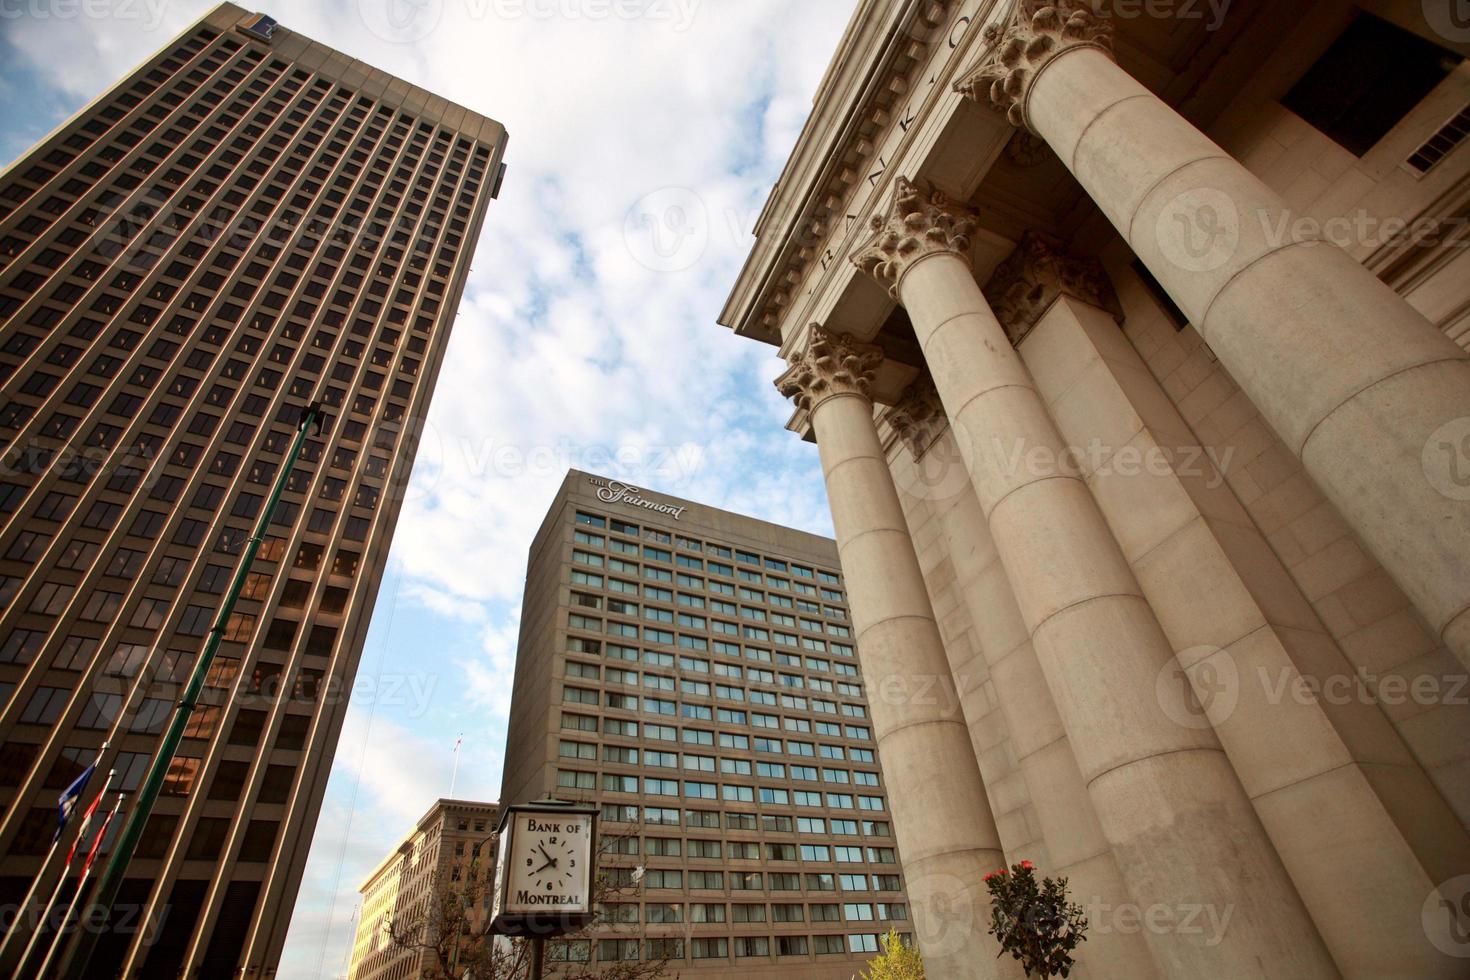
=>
[775,325,885,414]
[954,1,1114,132]
[852,177,978,298]
[983,232,1122,345]
[884,375,947,460]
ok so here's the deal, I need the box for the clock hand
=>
[532,859,554,874]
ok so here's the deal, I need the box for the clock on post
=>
[490,800,599,938]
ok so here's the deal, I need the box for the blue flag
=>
[55,762,97,843]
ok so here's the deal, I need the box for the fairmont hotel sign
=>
[588,478,687,521]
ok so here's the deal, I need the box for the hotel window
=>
[777,936,808,956]
[598,939,639,962]
[689,903,725,923]
[735,937,770,958]
[558,740,596,760]
[646,939,684,960]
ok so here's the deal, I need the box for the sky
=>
[0,0,857,975]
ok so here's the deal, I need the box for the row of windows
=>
[567,602,850,643]
[564,614,855,669]
[560,737,874,765]
[549,931,907,963]
[559,695,872,740]
[570,771,885,811]
[575,511,842,587]
[560,711,872,745]
[569,547,846,608]
[586,832,895,864]
[598,866,901,894]
[564,657,861,700]
[596,900,907,925]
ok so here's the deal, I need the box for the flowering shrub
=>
[983,861,1088,978]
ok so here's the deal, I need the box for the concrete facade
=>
[722,1,1470,976]
[0,4,507,976]
[500,471,913,978]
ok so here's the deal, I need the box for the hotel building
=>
[500,471,911,979]
[0,4,507,976]
[348,798,501,980]
[722,0,1470,976]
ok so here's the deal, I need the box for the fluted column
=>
[957,0,1470,667]
[886,379,1161,980]
[776,327,1012,979]
[853,181,1337,978]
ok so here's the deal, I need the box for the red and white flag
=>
[62,771,113,869]
[80,794,123,877]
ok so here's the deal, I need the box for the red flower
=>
[1020,860,1035,870]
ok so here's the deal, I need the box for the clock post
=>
[489,800,599,978]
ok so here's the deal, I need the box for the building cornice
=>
[720,0,1000,346]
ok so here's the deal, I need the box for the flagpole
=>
[61,403,323,980]
[450,734,463,798]
[12,769,115,979]
[0,742,108,969]
[34,793,124,979]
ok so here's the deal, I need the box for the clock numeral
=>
[549,836,558,845]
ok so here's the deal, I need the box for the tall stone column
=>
[775,327,1014,980]
[956,0,1470,667]
[853,181,1337,978]
[886,381,1161,980]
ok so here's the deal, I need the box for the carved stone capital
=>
[954,1,1115,133]
[775,325,885,414]
[884,375,948,461]
[852,177,978,299]
[983,232,1123,346]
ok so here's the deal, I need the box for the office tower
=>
[0,4,507,976]
[721,0,1470,976]
[500,471,911,979]
[348,798,500,980]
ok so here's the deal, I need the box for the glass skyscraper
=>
[0,4,507,975]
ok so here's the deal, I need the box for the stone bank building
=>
[722,0,1470,977]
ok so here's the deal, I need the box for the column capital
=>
[954,0,1115,132]
[884,375,947,461]
[775,324,884,414]
[984,232,1122,345]
[851,177,978,299]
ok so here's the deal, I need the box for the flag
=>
[80,796,122,876]
[54,762,97,843]
[62,779,109,865]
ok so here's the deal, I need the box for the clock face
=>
[497,811,593,918]
[524,833,577,891]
